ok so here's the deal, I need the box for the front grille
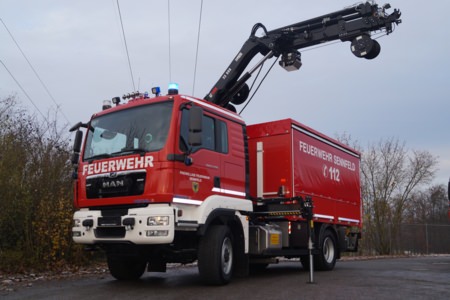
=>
[86,171,146,199]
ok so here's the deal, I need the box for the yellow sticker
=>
[270,234,280,245]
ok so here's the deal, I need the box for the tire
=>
[107,256,147,280]
[315,230,337,271]
[198,225,234,285]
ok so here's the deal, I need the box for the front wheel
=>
[315,230,337,271]
[107,256,147,280]
[198,225,234,285]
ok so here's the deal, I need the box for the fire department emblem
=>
[192,182,199,193]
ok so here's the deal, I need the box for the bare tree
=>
[361,138,438,254]
[405,185,448,224]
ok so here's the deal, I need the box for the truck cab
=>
[74,94,248,210]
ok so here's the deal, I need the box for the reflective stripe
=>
[338,217,360,224]
[212,187,246,197]
[173,198,203,206]
[314,214,334,220]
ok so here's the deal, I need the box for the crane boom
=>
[204,2,401,109]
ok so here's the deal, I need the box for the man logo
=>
[103,180,124,189]
[192,182,199,193]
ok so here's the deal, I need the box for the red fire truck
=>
[70,2,401,284]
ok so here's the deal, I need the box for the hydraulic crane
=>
[204,2,401,110]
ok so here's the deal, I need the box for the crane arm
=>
[204,2,401,109]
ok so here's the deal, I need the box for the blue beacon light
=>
[168,83,179,95]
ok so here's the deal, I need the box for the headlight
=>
[147,216,169,226]
[73,219,81,227]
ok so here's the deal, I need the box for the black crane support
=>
[204,2,401,109]
[301,196,315,283]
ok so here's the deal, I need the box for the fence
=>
[399,223,450,255]
[359,223,450,256]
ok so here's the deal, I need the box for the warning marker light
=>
[102,100,112,110]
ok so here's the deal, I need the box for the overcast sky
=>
[1,0,449,186]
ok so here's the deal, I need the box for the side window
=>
[179,109,228,154]
[202,116,215,151]
[216,119,228,153]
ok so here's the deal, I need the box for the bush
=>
[0,96,87,273]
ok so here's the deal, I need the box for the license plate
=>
[98,216,121,226]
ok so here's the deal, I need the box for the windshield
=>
[83,101,173,160]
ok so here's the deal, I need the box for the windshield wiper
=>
[112,147,148,157]
[86,153,112,161]
[86,148,147,161]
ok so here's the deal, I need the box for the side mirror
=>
[188,106,203,147]
[69,121,88,132]
[71,130,83,165]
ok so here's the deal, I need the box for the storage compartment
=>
[289,221,308,248]
[249,224,283,255]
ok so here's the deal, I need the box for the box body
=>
[247,119,361,227]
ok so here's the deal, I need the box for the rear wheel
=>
[198,225,234,285]
[107,256,147,280]
[315,230,337,271]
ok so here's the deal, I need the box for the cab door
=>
[172,108,221,203]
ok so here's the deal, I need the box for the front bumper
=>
[72,204,175,244]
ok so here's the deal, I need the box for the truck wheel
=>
[315,230,337,271]
[107,256,147,280]
[198,225,234,285]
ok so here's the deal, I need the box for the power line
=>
[116,0,136,91]
[168,0,172,83]
[1,59,49,124]
[1,17,70,124]
[192,0,203,96]
[239,57,278,115]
